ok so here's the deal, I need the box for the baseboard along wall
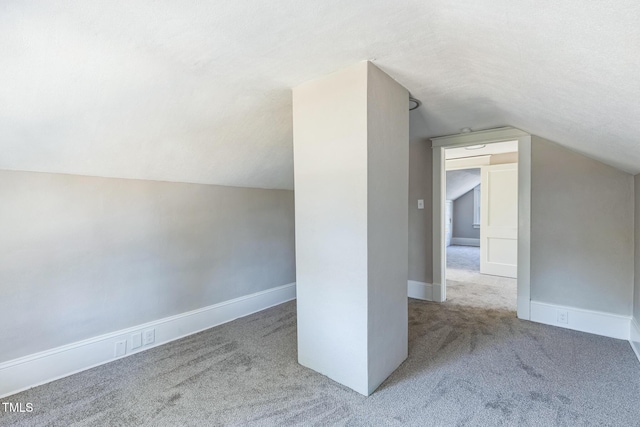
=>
[530,300,631,341]
[450,237,480,247]
[408,281,445,303]
[0,283,296,398]
[408,286,635,344]
[630,318,640,363]
[407,281,435,301]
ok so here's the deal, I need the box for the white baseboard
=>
[450,237,480,247]
[0,283,296,398]
[407,281,446,303]
[630,317,640,363]
[408,280,434,301]
[432,284,444,302]
[530,301,630,340]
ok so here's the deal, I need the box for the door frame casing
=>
[431,127,531,320]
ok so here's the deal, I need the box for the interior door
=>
[480,163,518,278]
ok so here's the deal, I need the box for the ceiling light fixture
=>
[465,144,486,150]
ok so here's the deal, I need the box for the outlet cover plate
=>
[115,340,126,357]
[143,328,155,346]
[557,310,569,324]
[131,332,142,350]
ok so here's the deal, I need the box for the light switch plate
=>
[418,199,424,209]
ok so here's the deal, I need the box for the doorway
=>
[431,127,531,320]
[444,142,519,311]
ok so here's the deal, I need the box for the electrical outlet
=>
[115,340,126,357]
[557,310,568,324]
[143,328,155,346]
[131,332,142,350]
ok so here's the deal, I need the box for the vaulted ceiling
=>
[2,1,639,189]
[446,169,480,201]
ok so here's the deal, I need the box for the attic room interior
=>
[1,1,639,426]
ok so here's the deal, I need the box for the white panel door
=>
[480,163,518,278]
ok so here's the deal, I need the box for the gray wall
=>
[408,115,433,284]
[0,170,295,363]
[452,187,480,239]
[635,174,640,320]
[530,137,635,315]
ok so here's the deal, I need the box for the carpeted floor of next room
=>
[446,244,518,311]
[3,247,640,426]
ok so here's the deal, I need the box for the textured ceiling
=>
[446,169,480,201]
[1,1,639,189]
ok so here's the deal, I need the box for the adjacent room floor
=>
[446,244,517,312]
[3,284,639,426]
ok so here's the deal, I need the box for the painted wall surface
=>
[452,187,479,239]
[635,174,640,320]
[408,114,433,284]
[293,62,370,394]
[366,62,409,393]
[0,170,295,363]
[490,151,519,165]
[530,137,634,315]
[293,61,408,395]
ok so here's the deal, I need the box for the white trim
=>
[432,284,443,303]
[630,317,640,363]
[408,281,434,301]
[445,156,490,170]
[432,127,531,318]
[529,301,630,340]
[432,145,446,302]
[432,127,529,147]
[450,237,480,247]
[517,136,532,320]
[473,185,481,227]
[0,283,296,398]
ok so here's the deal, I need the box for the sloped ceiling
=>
[1,1,639,189]
[446,169,480,201]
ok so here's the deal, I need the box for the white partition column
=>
[293,61,409,396]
